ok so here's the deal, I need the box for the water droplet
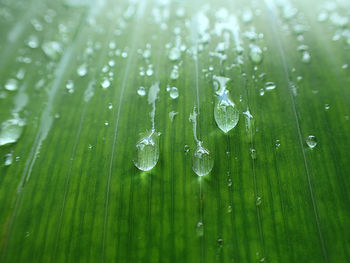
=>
[256,196,262,206]
[301,51,311,63]
[133,132,159,171]
[217,238,223,247]
[227,205,232,213]
[184,145,190,153]
[265,81,276,91]
[192,142,214,177]
[16,69,25,80]
[275,140,281,148]
[146,65,153,76]
[41,41,62,60]
[170,65,179,80]
[26,35,39,49]
[108,103,113,110]
[101,78,111,89]
[214,91,239,133]
[259,88,265,96]
[227,178,232,187]
[104,121,109,126]
[77,63,87,77]
[5,79,18,91]
[169,111,178,122]
[168,47,181,61]
[137,86,146,96]
[325,104,330,110]
[250,148,257,159]
[196,221,204,236]
[169,87,179,99]
[249,44,263,64]
[4,153,13,166]
[0,117,26,146]
[66,80,74,93]
[306,135,317,148]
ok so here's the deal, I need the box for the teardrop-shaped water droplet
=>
[306,135,317,148]
[249,44,263,64]
[196,221,204,236]
[0,117,26,146]
[4,153,13,166]
[77,63,87,77]
[5,79,19,91]
[170,65,179,80]
[137,86,146,96]
[192,142,214,176]
[168,47,181,61]
[133,132,159,171]
[169,87,179,99]
[214,91,239,133]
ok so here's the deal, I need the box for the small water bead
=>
[108,60,115,67]
[275,140,281,148]
[4,153,13,166]
[227,178,232,187]
[146,65,153,76]
[301,51,311,63]
[265,82,276,91]
[168,47,181,61]
[192,142,214,177]
[26,35,39,49]
[169,111,178,122]
[16,69,25,80]
[214,90,239,133]
[104,121,109,126]
[256,196,262,206]
[250,148,257,159]
[108,103,113,110]
[101,78,111,89]
[0,117,26,146]
[184,145,190,153]
[217,238,223,247]
[66,80,74,93]
[77,63,87,77]
[42,41,62,60]
[169,87,179,99]
[137,86,146,96]
[259,88,265,96]
[133,131,159,171]
[249,44,263,64]
[5,79,18,91]
[325,104,330,110]
[227,205,232,213]
[196,221,204,237]
[170,65,179,80]
[306,135,317,148]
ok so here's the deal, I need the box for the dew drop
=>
[192,142,214,176]
[184,145,190,153]
[26,35,39,49]
[256,196,262,206]
[214,91,239,133]
[168,47,181,61]
[227,205,232,213]
[324,104,330,110]
[306,135,317,148]
[249,44,263,64]
[133,131,159,171]
[4,153,13,166]
[5,79,18,91]
[169,111,178,122]
[77,63,87,77]
[217,238,223,247]
[250,148,257,159]
[41,41,62,60]
[169,87,179,99]
[137,86,146,96]
[265,81,276,91]
[170,65,179,80]
[196,221,204,236]
[301,51,311,63]
[0,117,26,146]
[66,80,74,93]
[101,78,111,89]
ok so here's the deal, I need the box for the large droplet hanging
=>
[192,142,214,177]
[133,131,159,171]
[214,91,239,133]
